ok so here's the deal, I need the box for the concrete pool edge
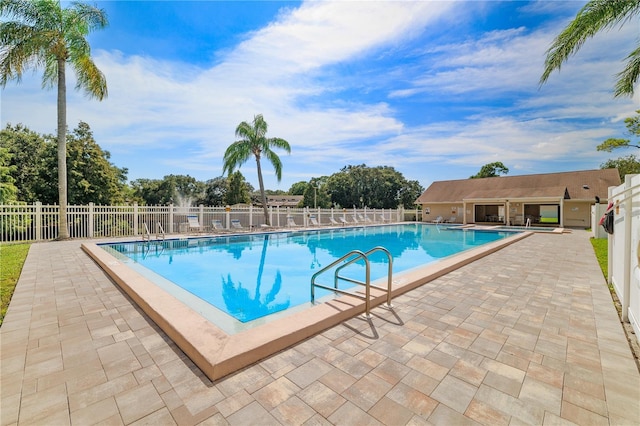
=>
[81,230,532,381]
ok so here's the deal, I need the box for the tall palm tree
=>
[0,0,108,239]
[223,114,291,226]
[540,0,640,98]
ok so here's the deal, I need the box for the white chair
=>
[212,219,224,230]
[329,217,340,225]
[432,216,444,224]
[187,215,203,233]
[231,219,245,230]
[309,215,320,226]
[286,216,301,227]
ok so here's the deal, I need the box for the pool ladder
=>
[311,246,393,318]
[142,222,166,242]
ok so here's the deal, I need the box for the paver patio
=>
[1,230,639,425]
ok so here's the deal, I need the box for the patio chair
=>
[329,217,340,225]
[432,216,444,224]
[230,219,246,231]
[287,216,301,227]
[377,213,389,222]
[339,217,349,225]
[446,216,457,223]
[212,219,224,230]
[309,215,320,226]
[187,215,204,233]
[351,215,359,223]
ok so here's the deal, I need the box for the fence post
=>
[269,205,273,227]
[199,204,204,226]
[225,205,230,229]
[132,203,138,237]
[249,204,253,229]
[169,204,174,233]
[88,202,95,238]
[35,202,42,242]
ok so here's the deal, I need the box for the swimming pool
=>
[99,224,514,327]
[84,224,530,380]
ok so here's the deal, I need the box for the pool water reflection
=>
[100,224,513,323]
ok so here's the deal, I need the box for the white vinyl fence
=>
[607,174,640,345]
[0,203,405,243]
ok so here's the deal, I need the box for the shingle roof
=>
[416,169,621,204]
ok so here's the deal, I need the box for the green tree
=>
[224,171,251,206]
[202,176,228,207]
[0,147,17,203]
[470,162,509,179]
[601,155,640,182]
[0,124,48,202]
[302,177,331,208]
[597,110,640,152]
[1,0,108,239]
[288,181,308,196]
[399,179,424,209]
[130,175,204,206]
[540,0,640,97]
[66,121,127,204]
[130,178,162,205]
[223,114,291,225]
[325,164,418,209]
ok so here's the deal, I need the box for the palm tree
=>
[223,114,291,226]
[0,0,108,239]
[540,0,640,98]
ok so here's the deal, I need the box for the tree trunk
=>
[255,157,270,226]
[57,58,69,240]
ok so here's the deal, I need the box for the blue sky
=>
[1,0,637,191]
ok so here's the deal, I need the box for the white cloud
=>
[1,0,636,191]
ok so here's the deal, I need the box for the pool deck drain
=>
[1,230,639,425]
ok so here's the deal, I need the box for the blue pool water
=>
[100,224,514,324]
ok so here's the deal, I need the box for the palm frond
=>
[73,55,107,99]
[234,120,254,139]
[615,45,640,97]
[222,141,253,175]
[71,2,109,31]
[263,149,283,181]
[540,0,640,92]
[268,137,291,153]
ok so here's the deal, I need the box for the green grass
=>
[0,243,30,326]
[590,237,608,280]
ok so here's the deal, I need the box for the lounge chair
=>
[432,216,444,224]
[359,214,373,223]
[377,214,389,222]
[446,216,457,223]
[309,215,320,226]
[339,217,349,225]
[230,219,245,230]
[351,215,359,223]
[287,216,301,227]
[212,219,224,230]
[187,215,204,233]
[329,217,340,225]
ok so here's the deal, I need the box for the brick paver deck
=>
[1,230,639,425]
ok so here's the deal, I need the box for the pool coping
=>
[81,230,531,381]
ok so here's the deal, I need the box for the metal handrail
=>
[156,222,166,241]
[335,246,393,308]
[142,222,151,242]
[310,246,393,317]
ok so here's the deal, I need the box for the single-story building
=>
[415,169,621,227]
[264,195,303,208]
